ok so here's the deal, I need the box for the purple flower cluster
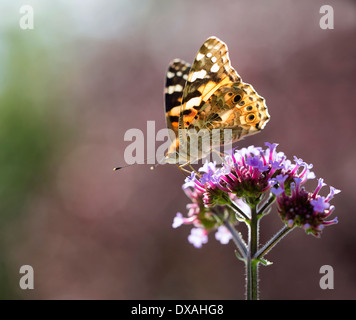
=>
[172,177,235,248]
[173,143,339,247]
[272,177,339,237]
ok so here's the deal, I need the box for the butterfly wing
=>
[178,37,241,132]
[165,59,191,141]
[164,36,270,165]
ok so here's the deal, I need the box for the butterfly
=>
[164,36,270,169]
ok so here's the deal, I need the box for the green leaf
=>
[256,258,273,266]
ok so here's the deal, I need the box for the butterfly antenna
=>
[113,163,133,171]
[149,156,167,171]
[113,155,166,172]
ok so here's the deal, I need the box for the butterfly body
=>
[164,37,270,165]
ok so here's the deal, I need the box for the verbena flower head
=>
[271,177,340,237]
[173,168,243,248]
[184,143,303,206]
[173,143,340,247]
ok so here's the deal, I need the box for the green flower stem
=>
[246,204,259,300]
[246,258,259,300]
[227,200,250,221]
[224,195,293,300]
[254,225,295,260]
[223,219,248,259]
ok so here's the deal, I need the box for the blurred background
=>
[0,0,355,300]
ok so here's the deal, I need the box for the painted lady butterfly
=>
[164,36,270,167]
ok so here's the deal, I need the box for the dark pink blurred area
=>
[2,0,356,299]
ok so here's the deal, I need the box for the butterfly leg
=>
[176,162,201,178]
[175,163,191,176]
[187,164,201,177]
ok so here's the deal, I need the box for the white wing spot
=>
[196,52,204,61]
[174,84,183,92]
[210,63,219,73]
[211,56,217,63]
[206,52,212,58]
[183,74,188,80]
[177,71,182,76]
[190,69,207,82]
[168,84,183,94]
[186,97,201,109]
[167,71,175,79]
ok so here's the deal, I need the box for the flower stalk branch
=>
[222,218,248,259]
[254,225,295,261]
[257,194,276,219]
[227,201,250,221]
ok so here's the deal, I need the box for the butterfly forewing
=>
[165,59,191,141]
[179,37,241,131]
